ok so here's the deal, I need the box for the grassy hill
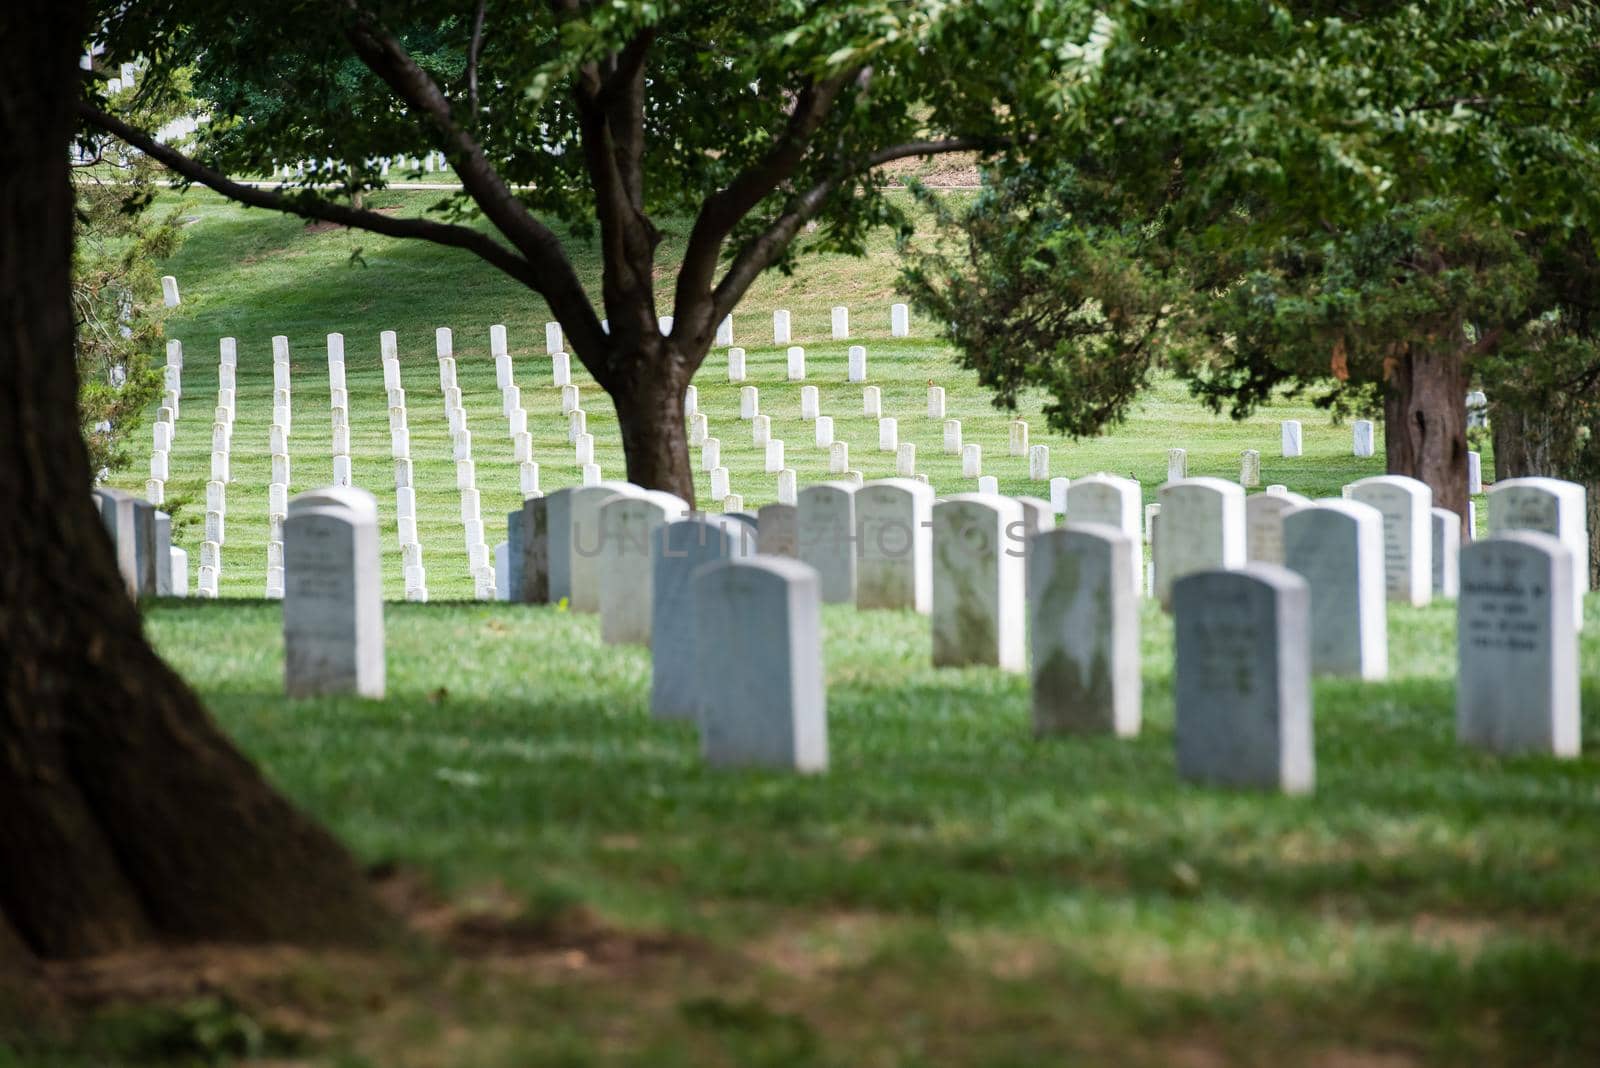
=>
[120,187,1412,599]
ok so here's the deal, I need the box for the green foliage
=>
[902,1,1600,460]
[93,0,1103,285]
[73,75,189,477]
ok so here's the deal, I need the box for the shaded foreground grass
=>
[9,598,1598,1066]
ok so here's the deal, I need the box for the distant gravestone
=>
[1065,474,1143,596]
[855,478,933,613]
[515,496,549,603]
[1280,420,1303,458]
[566,482,645,612]
[154,511,173,596]
[1173,565,1313,793]
[1349,475,1433,606]
[1457,532,1579,756]
[797,481,859,604]
[1352,420,1375,458]
[1155,478,1247,609]
[544,487,578,603]
[1283,500,1388,679]
[1245,490,1310,565]
[1487,477,1588,627]
[758,503,799,557]
[931,494,1026,670]
[651,515,755,720]
[599,490,689,644]
[94,488,158,599]
[694,556,827,772]
[1029,523,1140,737]
[283,487,384,698]
[1431,507,1461,598]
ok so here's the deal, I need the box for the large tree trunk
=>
[611,338,697,503]
[1494,407,1600,589]
[1384,341,1469,536]
[0,0,391,962]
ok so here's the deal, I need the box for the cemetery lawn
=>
[119,187,1460,599]
[28,594,1597,1067]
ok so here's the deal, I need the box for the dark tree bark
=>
[1384,341,1470,537]
[0,0,391,963]
[610,339,695,501]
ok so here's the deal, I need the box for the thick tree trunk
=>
[1384,342,1469,536]
[0,0,390,962]
[1494,407,1600,589]
[610,339,697,503]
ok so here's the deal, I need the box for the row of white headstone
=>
[471,476,1585,777]
[537,304,914,356]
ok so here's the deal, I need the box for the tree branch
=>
[77,102,546,289]
[467,0,486,117]
[709,136,994,323]
[571,28,660,370]
[673,71,857,344]
[336,0,608,367]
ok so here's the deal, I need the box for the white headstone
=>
[1066,474,1144,596]
[1245,490,1310,565]
[1166,448,1187,482]
[798,482,859,604]
[1353,420,1375,457]
[1487,477,1588,626]
[598,490,690,645]
[862,386,881,417]
[855,478,934,613]
[830,306,849,340]
[1349,475,1433,606]
[1156,478,1247,608]
[1457,531,1578,756]
[727,347,746,383]
[1432,507,1461,598]
[694,556,826,772]
[740,386,759,420]
[773,309,791,345]
[1028,445,1050,481]
[1240,449,1261,488]
[878,417,898,453]
[651,516,755,719]
[931,494,1026,670]
[1009,420,1029,457]
[786,346,806,381]
[814,416,834,448]
[890,303,909,337]
[1174,565,1313,793]
[848,346,867,383]
[961,444,982,479]
[1281,420,1303,458]
[944,419,962,455]
[1282,500,1388,679]
[283,487,385,698]
[1030,523,1141,736]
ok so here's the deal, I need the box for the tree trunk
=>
[610,338,697,503]
[1493,407,1600,589]
[1384,342,1469,536]
[0,0,391,962]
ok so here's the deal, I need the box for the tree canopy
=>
[902,0,1600,526]
[85,0,1111,496]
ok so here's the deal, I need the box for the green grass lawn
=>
[26,593,1589,1066]
[112,187,1444,600]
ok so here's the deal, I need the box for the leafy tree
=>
[1,0,390,969]
[903,1,1600,536]
[73,79,186,479]
[80,0,1105,500]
